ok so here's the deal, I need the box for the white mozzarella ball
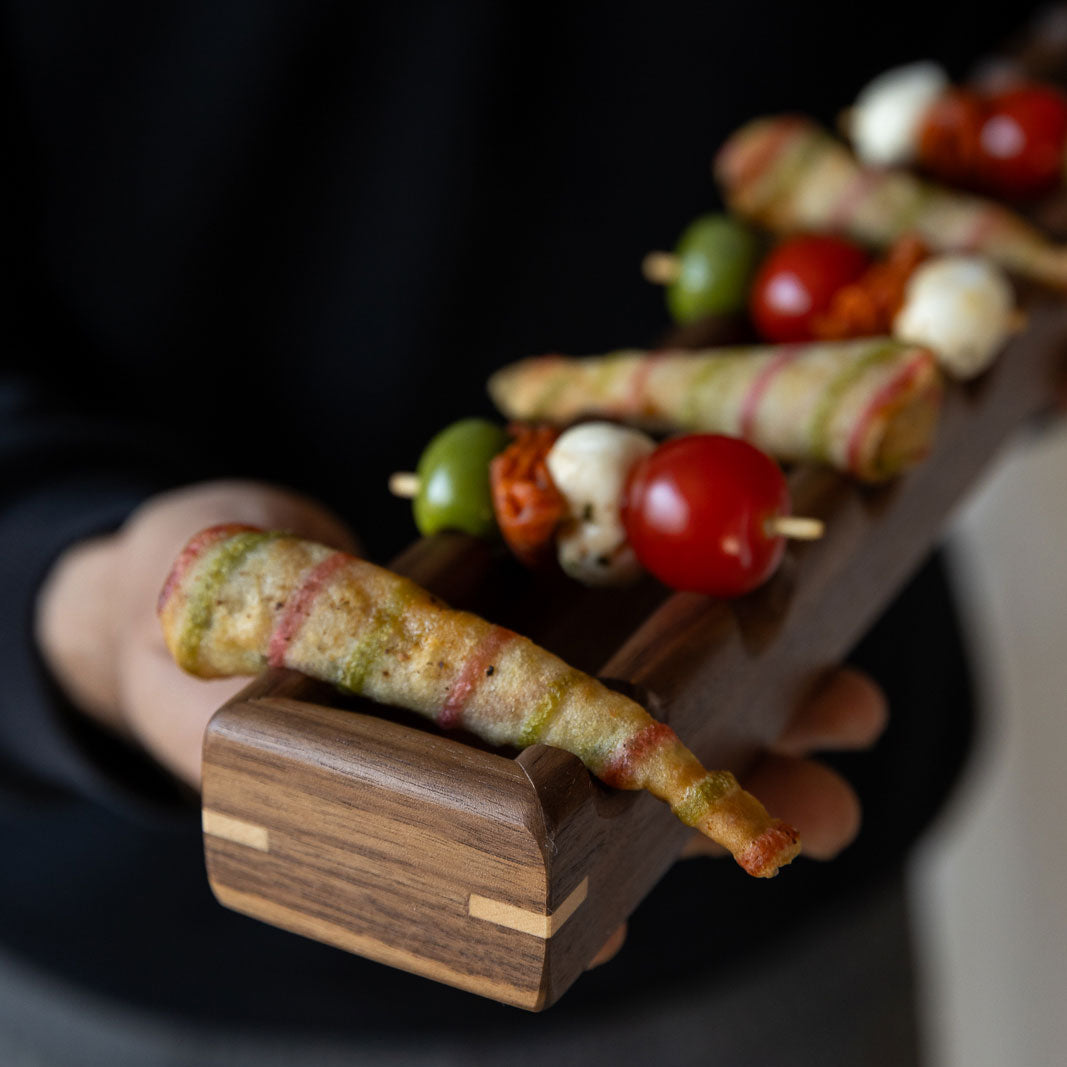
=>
[850,61,949,167]
[545,421,656,586]
[892,255,1016,379]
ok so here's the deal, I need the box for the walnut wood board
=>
[201,292,1067,1011]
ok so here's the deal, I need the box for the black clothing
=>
[0,0,1029,1054]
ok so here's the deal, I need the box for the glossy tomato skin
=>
[621,434,789,597]
[978,85,1067,199]
[748,235,869,343]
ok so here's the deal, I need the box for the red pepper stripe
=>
[528,355,570,416]
[846,350,937,475]
[622,349,670,415]
[714,115,809,194]
[737,820,801,877]
[598,720,677,790]
[156,523,259,615]
[437,626,518,730]
[739,344,802,441]
[267,550,351,668]
[959,206,1003,252]
[827,168,884,231]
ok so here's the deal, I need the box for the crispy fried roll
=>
[488,338,941,482]
[715,115,1067,291]
[159,525,801,877]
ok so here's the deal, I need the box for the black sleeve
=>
[0,374,196,817]
[0,17,208,814]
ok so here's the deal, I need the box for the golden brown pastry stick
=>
[488,338,942,482]
[714,115,1067,290]
[158,524,800,878]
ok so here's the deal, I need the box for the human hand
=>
[35,480,357,788]
[586,667,887,968]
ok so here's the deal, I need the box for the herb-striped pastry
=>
[159,524,801,877]
[488,338,942,482]
[715,115,1067,291]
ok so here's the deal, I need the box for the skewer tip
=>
[389,472,420,499]
[642,251,682,285]
[767,515,825,541]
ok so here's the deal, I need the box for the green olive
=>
[413,418,510,538]
[665,214,762,324]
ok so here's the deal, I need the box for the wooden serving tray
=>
[199,292,1066,1010]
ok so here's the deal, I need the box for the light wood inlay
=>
[202,810,270,852]
[469,877,589,938]
[212,883,541,1009]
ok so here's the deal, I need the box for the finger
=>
[681,754,861,862]
[775,667,888,758]
[119,643,250,788]
[122,480,361,565]
[585,923,628,970]
[744,755,861,860]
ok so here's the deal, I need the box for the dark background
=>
[3,1,1038,561]
[0,0,1045,1044]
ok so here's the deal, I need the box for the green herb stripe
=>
[533,361,580,417]
[593,352,635,403]
[680,355,733,430]
[891,183,936,238]
[337,581,419,694]
[808,342,901,465]
[758,130,828,220]
[516,671,580,748]
[672,771,737,827]
[177,531,281,670]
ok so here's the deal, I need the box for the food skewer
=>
[392,421,826,593]
[642,226,1020,380]
[843,60,1067,200]
[390,469,826,541]
[159,524,801,876]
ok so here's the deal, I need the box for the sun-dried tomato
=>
[811,234,929,340]
[917,88,989,188]
[489,424,566,566]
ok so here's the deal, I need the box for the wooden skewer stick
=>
[392,467,822,544]
[767,515,825,540]
[642,251,681,285]
[392,463,826,545]
[389,472,420,499]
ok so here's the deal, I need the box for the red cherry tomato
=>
[621,434,789,597]
[977,85,1067,199]
[748,235,870,343]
